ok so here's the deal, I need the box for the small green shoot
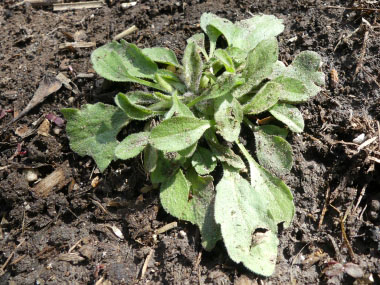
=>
[62,13,325,276]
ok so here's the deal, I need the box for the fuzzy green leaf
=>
[165,92,195,119]
[150,117,211,152]
[189,74,244,108]
[214,49,235,73]
[205,130,245,170]
[126,91,160,106]
[254,131,293,176]
[215,167,279,276]
[143,144,158,173]
[91,40,161,89]
[142,47,180,67]
[61,103,130,172]
[187,33,208,59]
[191,146,217,175]
[214,93,243,142]
[272,76,309,103]
[115,132,150,160]
[243,82,281,114]
[115,92,156,120]
[233,38,278,98]
[270,51,325,101]
[269,103,304,133]
[200,13,283,53]
[257,125,288,139]
[150,151,184,183]
[182,42,203,94]
[226,46,247,67]
[160,169,221,251]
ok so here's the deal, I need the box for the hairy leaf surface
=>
[61,103,129,172]
[269,103,304,133]
[160,169,221,250]
[115,132,150,160]
[150,117,211,152]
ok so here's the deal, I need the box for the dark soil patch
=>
[1,0,379,284]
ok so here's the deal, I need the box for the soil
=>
[1,0,379,284]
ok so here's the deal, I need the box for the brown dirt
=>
[1,0,380,284]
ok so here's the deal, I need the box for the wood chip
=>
[32,161,72,198]
[59,41,96,49]
[37,119,51,137]
[53,1,103,11]
[58,253,85,263]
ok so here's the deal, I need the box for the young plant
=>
[62,13,325,276]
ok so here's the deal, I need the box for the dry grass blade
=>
[53,1,103,11]
[6,76,62,127]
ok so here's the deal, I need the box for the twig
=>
[353,184,368,216]
[59,42,96,49]
[321,5,380,12]
[341,203,356,263]
[354,25,369,77]
[194,251,202,269]
[357,136,377,151]
[113,25,138,41]
[53,1,103,11]
[0,239,26,276]
[155,221,177,235]
[318,185,331,229]
[140,248,154,280]
[377,121,380,151]
[327,234,342,263]
[290,243,310,284]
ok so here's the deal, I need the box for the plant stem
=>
[243,117,259,132]
[235,140,256,186]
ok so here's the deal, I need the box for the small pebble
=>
[179,230,187,238]
[68,97,75,104]
[370,199,380,212]
[24,168,39,182]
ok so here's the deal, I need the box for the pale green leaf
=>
[61,103,130,172]
[150,117,211,152]
[115,132,150,160]
[188,74,244,108]
[235,143,294,227]
[178,142,198,158]
[269,103,304,133]
[160,169,221,251]
[256,125,288,139]
[125,91,160,106]
[233,38,278,98]
[187,33,208,59]
[272,76,309,103]
[254,131,293,176]
[214,93,243,142]
[200,13,284,52]
[91,40,160,86]
[269,51,325,100]
[205,130,245,170]
[150,151,184,183]
[143,144,158,173]
[215,167,279,276]
[182,42,203,94]
[243,82,281,114]
[226,46,247,67]
[142,47,180,67]
[214,49,235,73]
[115,92,156,120]
[165,92,194,119]
[191,146,217,175]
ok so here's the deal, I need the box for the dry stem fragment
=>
[113,25,138,40]
[53,1,103,11]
